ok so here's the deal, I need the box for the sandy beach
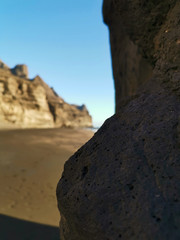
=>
[0,128,94,239]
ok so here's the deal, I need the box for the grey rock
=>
[56,0,180,239]
[57,88,180,240]
[103,0,179,112]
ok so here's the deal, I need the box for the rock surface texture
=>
[57,0,180,239]
[0,61,92,128]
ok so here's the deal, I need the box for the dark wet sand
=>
[0,128,94,239]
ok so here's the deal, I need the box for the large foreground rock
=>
[57,0,180,239]
[57,88,180,239]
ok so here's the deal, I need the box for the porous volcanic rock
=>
[0,61,92,128]
[56,0,180,239]
[103,0,179,111]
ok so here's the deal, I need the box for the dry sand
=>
[0,128,94,239]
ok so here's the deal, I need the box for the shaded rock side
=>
[11,64,29,78]
[103,0,179,112]
[57,90,180,240]
[0,61,92,128]
[57,1,180,239]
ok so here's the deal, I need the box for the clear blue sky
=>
[0,0,115,127]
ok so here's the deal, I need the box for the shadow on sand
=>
[0,214,60,240]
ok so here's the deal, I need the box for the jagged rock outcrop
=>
[57,1,180,239]
[0,60,9,70]
[11,64,29,78]
[0,61,92,128]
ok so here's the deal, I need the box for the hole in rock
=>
[81,166,88,180]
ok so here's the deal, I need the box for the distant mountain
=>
[0,60,92,129]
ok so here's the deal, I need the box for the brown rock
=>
[0,68,54,128]
[56,1,180,239]
[11,64,29,78]
[0,59,9,70]
[0,62,92,128]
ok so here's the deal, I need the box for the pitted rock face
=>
[103,0,180,111]
[57,0,180,239]
[57,89,180,240]
[103,0,177,63]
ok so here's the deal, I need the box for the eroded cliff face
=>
[57,1,180,239]
[0,61,92,128]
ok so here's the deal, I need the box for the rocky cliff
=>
[57,1,180,239]
[0,60,92,128]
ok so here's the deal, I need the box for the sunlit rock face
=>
[0,61,92,128]
[57,0,180,239]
